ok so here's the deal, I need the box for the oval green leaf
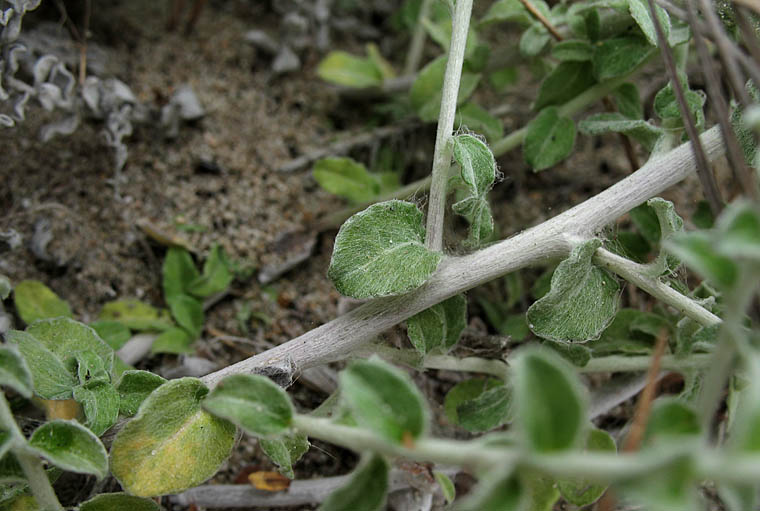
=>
[116,370,167,417]
[534,61,596,111]
[340,358,428,443]
[313,157,381,203]
[12,280,72,325]
[98,299,174,332]
[203,374,293,437]
[26,318,114,375]
[73,381,120,436]
[0,345,33,398]
[592,36,654,81]
[5,330,78,400]
[527,239,620,342]
[327,200,442,299]
[513,348,587,452]
[319,454,389,511]
[260,432,310,479]
[110,378,236,496]
[27,420,108,479]
[187,243,233,298]
[317,51,383,88]
[523,107,576,171]
[407,294,466,355]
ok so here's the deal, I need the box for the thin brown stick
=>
[622,330,668,452]
[598,330,668,511]
[78,0,91,86]
[518,0,563,41]
[687,1,758,198]
[647,0,723,215]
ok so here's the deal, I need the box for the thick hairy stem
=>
[594,248,721,327]
[201,126,725,389]
[425,0,473,251]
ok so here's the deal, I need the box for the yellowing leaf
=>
[110,378,236,496]
[248,471,291,492]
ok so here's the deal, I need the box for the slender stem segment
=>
[425,0,474,251]
[594,248,721,328]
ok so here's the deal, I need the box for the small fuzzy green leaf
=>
[513,348,587,452]
[259,433,310,479]
[551,40,593,62]
[79,492,161,511]
[98,299,173,332]
[525,475,561,511]
[455,103,504,141]
[319,454,388,511]
[27,420,108,479]
[317,51,383,88]
[116,370,167,417]
[166,295,203,339]
[520,24,551,57]
[151,327,194,355]
[527,240,620,342]
[203,374,293,437]
[340,358,428,443]
[26,318,113,375]
[366,44,395,80]
[480,0,533,26]
[328,200,442,299]
[187,244,233,298]
[557,428,616,506]
[613,82,644,119]
[453,134,496,197]
[4,331,77,399]
[73,381,120,436]
[593,36,654,81]
[665,232,738,288]
[444,377,503,426]
[534,61,596,111]
[578,113,662,151]
[434,471,456,503]
[457,384,512,433]
[406,294,466,355]
[162,248,200,300]
[76,350,109,385]
[458,470,526,511]
[89,321,131,351]
[110,378,236,496]
[410,57,481,122]
[0,275,10,300]
[628,0,670,46]
[313,157,381,203]
[452,196,495,246]
[523,107,576,171]
[654,76,706,129]
[0,345,33,398]
[12,280,72,325]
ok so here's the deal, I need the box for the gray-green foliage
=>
[527,239,620,342]
[319,454,389,511]
[328,200,442,299]
[407,294,466,355]
[523,107,576,171]
[451,133,497,245]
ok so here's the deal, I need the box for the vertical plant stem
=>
[425,0,474,252]
[15,452,64,511]
[0,395,62,511]
[646,0,723,215]
[404,0,433,76]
